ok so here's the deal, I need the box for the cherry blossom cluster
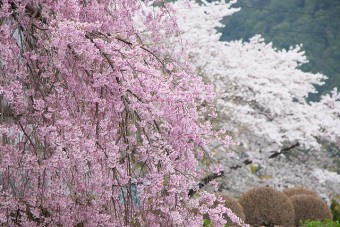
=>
[0,0,247,226]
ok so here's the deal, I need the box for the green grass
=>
[301,219,340,227]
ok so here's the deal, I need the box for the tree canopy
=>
[173,0,340,201]
[0,0,247,226]
[219,0,340,100]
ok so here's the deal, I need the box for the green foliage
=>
[202,219,229,227]
[249,164,258,174]
[203,219,214,227]
[331,199,340,221]
[301,219,340,227]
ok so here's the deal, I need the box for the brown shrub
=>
[239,186,295,227]
[202,193,245,225]
[220,194,246,223]
[290,194,333,226]
[283,187,318,198]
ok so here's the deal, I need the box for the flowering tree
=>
[172,0,340,198]
[0,1,247,226]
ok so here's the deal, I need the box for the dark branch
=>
[243,159,252,165]
[224,143,301,173]
[188,171,224,197]
[230,164,242,170]
[2,1,46,23]
[268,142,300,159]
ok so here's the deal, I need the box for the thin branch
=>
[140,46,166,70]
[16,119,36,150]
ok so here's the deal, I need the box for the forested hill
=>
[219,0,340,101]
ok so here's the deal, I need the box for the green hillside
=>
[219,0,340,100]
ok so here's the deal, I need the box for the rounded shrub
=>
[220,194,246,225]
[283,187,318,198]
[202,194,245,226]
[290,194,333,226]
[239,186,295,227]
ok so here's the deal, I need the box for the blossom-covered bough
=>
[0,0,248,226]
[172,0,340,199]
